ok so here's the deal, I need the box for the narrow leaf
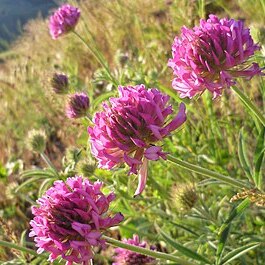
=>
[216,198,250,264]
[219,198,250,235]
[253,127,265,188]
[221,242,260,265]
[216,223,231,264]
[15,176,48,193]
[20,169,55,179]
[92,91,115,109]
[238,130,252,181]
[158,227,211,264]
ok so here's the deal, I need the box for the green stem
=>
[232,86,265,126]
[0,240,46,258]
[103,236,196,265]
[73,31,119,86]
[40,153,57,173]
[167,155,250,189]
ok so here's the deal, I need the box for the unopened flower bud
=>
[65,92,90,119]
[51,73,69,94]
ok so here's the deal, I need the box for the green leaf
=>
[170,221,199,237]
[253,127,265,189]
[15,176,49,193]
[38,178,56,197]
[0,240,47,258]
[20,169,56,179]
[0,163,7,178]
[92,91,115,109]
[238,129,252,181]
[216,198,251,264]
[158,227,211,264]
[216,223,231,264]
[221,242,260,265]
[219,198,250,235]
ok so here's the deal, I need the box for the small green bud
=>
[27,129,47,153]
[77,159,96,177]
[171,183,198,212]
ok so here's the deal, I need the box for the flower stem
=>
[103,235,196,265]
[0,240,46,258]
[40,152,57,173]
[167,155,250,189]
[73,31,119,86]
[232,86,265,126]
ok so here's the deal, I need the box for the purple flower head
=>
[49,4,80,39]
[113,235,157,265]
[29,176,124,265]
[51,73,69,94]
[66,92,90,119]
[88,85,186,196]
[168,14,263,98]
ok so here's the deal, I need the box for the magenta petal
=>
[144,146,164,160]
[134,158,148,197]
[163,103,186,133]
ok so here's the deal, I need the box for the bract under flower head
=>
[168,14,263,98]
[88,84,186,195]
[29,176,124,265]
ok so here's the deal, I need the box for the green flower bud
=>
[27,129,47,153]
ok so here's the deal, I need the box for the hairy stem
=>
[167,155,250,189]
[232,86,265,126]
[103,235,196,265]
[73,31,119,86]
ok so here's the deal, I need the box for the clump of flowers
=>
[113,235,157,265]
[27,129,47,153]
[168,14,263,98]
[29,176,124,264]
[51,73,69,94]
[49,4,80,39]
[66,92,90,119]
[88,84,186,195]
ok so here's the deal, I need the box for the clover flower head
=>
[30,176,124,265]
[66,92,90,119]
[113,235,157,265]
[88,85,186,195]
[168,14,263,98]
[49,4,80,39]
